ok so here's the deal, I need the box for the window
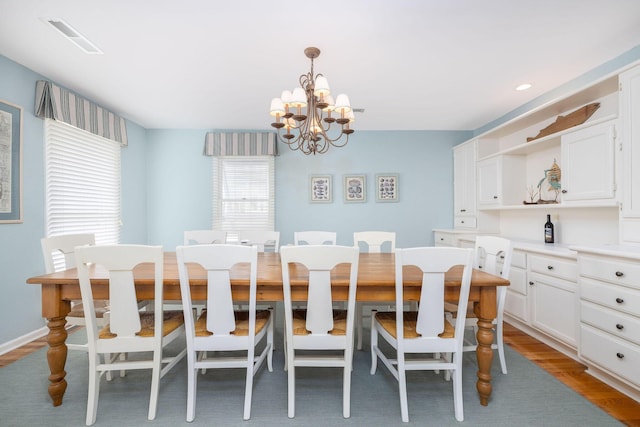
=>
[212,156,275,241]
[45,119,121,245]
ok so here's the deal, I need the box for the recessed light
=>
[41,18,103,54]
[516,83,532,91]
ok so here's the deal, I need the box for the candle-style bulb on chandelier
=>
[269,47,355,155]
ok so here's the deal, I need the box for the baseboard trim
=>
[0,327,49,356]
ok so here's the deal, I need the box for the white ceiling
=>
[2,0,640,132]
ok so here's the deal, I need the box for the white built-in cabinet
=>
[453,140,477,229]
[620,65,640,244]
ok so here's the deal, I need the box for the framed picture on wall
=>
[376,173,398,202]
[0,99,23,223]
[310,175,332,203]
[343,174,366,203]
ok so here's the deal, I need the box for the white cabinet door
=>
[453,141,477,216]
[529,273,578,348]
[477,157,500,206]
[561,121,616,202]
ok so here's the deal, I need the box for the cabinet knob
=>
[493,195,498,199]
[615,271,624,277]
[616,352,625,359]
[529,281,535,286]
[440,238,444,241]
[616,297,624,304]
[547,265,554,270]
[561,189,567,194]
[461,221,465,224]
[460,209,466,213]
[616,323,624,330]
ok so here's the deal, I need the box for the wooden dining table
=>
[27,251,509,409]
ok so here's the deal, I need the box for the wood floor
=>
[2,323,640,425]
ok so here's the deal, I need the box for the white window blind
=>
[45,119,121,245]
[212,156,275,241]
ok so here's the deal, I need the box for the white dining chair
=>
[176,244,274,421]
[280,244,359,418]
[370,246,474,422]
[236,230,280,252]
[293,231,336,245]
[353,231,396,350]
[183,230,227,245]
[75,244,186,425]
[452,235,513,374]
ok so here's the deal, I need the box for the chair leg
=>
[86,355,100,426]
[147,351,162,421]
[453,360,464,422]
[287,364,295,418]
[267,310,274,372]
[343,350,352,418]
[356,302,363,350]
[397,353,409,423]
[497,322,507,374]
[370,312,378,374]
[186,353,197,422]
[243,351,254,420]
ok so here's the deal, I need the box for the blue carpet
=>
[0,327,621,426]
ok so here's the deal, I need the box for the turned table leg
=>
[475,313,494,406]
[46,316,69,406]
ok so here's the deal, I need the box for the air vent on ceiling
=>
[42,18,103,54]
[352,108,365,113]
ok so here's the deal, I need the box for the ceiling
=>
[2,0,640,132]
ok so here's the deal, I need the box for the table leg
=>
[45,316,68,406]
[475,310,494,406]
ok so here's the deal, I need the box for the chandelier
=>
[269,47,354,155]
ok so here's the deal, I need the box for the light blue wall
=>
[141,129,469,250]
[0,55,148,345]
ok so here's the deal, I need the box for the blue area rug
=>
[0,327,620,426]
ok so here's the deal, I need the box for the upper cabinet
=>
[453,140,477,219]
[620,64,640,244]
[471,74,620,211]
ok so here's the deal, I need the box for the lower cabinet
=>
[575,250,640,396]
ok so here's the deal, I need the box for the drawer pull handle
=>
[616,297,624,304]
[615,271,624,277]
[529,281,534,286]
[547,265,553,270]
[561,189,567,194]
[616,324,624,330]
[460,209,466,213]
[616,352,625,359]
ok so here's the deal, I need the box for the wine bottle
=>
[544,214,555,244]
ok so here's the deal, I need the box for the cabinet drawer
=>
[530,254,577,282]
[454,216,477,229]
[580,324,640,388]
[579,254,640,289]
[580,277,640,317]
[581,300,640,346]
[434,232,455,246]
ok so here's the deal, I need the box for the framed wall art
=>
[309,175,332,203]
[343,174,366,203]
[0,99,23,223]
[376,173,398,202]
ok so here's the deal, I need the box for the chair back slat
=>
[306,270,335,333]
[108,270,143,337]
[206,269,236,334]
[416,271,445,337]
[184,230,227,245]
[237,230,280,252]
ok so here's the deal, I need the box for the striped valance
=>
[35,80,128,146]
[203,132,278,156]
